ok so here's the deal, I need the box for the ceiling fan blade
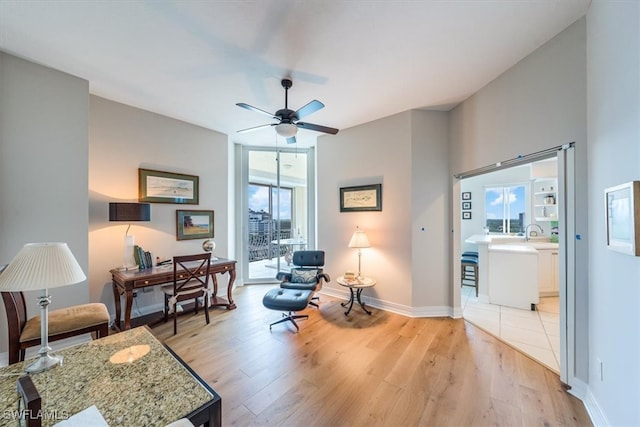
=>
[237,123,275,133]
[295,100,324,120]
[296,122,339,135]
[236,103,278,120]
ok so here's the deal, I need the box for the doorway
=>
[455,144,574,383]
[460,158,560,371]
[240,146,315,283]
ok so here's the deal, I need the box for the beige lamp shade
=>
[348,230,371,249]
[0,242,86,291]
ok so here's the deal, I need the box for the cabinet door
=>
[538,250,553,294]
[551,251,559,293]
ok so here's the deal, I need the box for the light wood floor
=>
[151,285,591,426]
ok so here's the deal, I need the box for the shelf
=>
[534,191,556,196]
[535,204,557,207]
[535,217,558,221]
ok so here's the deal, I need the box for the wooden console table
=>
[111,257,237,331]
[0,326,221,426]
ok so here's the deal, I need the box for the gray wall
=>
[317,109,450,315]
[449,18,588,382]
[318,111,415,311]
[89,96,231,317]
[586,2,640,425]
[410,110,451,309]
[0,52,90,351]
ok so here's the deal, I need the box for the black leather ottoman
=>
[263,288,313,332]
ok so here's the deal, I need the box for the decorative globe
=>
[202,239,216,252]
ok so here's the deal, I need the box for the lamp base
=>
[25,353,63,374]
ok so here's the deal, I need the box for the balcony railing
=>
[248,229,291,262]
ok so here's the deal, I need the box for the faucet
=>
[525,224,544,241]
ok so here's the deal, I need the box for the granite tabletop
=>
[0,327,217,426]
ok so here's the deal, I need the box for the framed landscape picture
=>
[340,184,382,212]
[176,210,214,240]
[139,168,199,204]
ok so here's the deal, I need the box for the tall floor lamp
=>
[348,227,371,280]
[0,243,86,373]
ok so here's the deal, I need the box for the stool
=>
[461,256,479,296]
[263,288,313,332]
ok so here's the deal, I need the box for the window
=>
[485,185,527,234]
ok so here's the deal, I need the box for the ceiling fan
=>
[236,78,339,144]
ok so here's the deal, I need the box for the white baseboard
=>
[318,289,453,318]
[578,382,609,427]
[567,376,588,400]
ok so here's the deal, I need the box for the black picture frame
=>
[462,211,472,220]
[462,192,472,200]
[462,201,472,210]
[340,184,382,212]
[139,168,199,205]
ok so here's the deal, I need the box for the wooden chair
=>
[17,375,41,427]
[162,253,212,335]
[1,292,110,365]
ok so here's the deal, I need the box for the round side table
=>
[336,276,376,315]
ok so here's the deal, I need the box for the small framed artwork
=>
[176,210,214,240]
[139,168,199,204]
[604,181,640,256]
[462,211,472,220]
[462,192,472,200]
[340,184,382,212]
[462,201,472,210]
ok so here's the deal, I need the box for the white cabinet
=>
[538,248,559,296]
[488,244,539,310]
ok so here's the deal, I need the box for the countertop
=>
[466,234,559,251]
[0,327,217,426]
[489,244,538,254]
[465,234,525,244]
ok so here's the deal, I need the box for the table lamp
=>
[0,243,86,373]
[109,202,151,269]
[348,227,371,280]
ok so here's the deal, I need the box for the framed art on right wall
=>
[604,181,640,256]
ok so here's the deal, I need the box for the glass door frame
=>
[238,145,316,284]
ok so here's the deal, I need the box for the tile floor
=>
[461,286,560,373]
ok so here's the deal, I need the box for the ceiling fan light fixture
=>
[275,123,297,138]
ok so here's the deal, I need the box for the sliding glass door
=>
[242,147,314,282]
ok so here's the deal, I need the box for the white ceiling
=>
[0,1,589,148]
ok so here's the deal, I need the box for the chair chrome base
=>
[269,312,309,332]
